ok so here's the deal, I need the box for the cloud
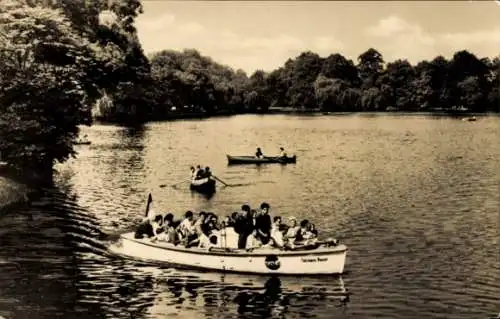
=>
[364,15,500,63]
[136,13,344,73]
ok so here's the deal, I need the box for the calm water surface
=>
[0,114,499,319]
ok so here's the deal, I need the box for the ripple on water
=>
[1,115,500,318]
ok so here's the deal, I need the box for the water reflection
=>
[2,115,498,319]
[0,181,104,319]
[78,259,351,319]
[72,125,149,232]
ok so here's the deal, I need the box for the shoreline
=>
[94,108,498,125]
[0,175,30,212]
[0,164,40,211]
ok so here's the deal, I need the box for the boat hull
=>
[108,232,347,276]
[189,177,216,194]
[227,155,297,165]
[75,141,91,145]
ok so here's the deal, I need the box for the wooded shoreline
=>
[0,0,498,174]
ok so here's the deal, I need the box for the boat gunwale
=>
[226,154,297,165]
[107,250,347,276]
[190,177,216,186]
[226,155,296,160]
[119,233,347,258]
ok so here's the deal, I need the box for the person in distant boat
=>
[195,165,204,179]
[134,217,155,239]
[204,167,212,178]
[190,166,196,179]
[279,147,287,158]
[255,147,264,159]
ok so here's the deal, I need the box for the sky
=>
[135,1,500,74]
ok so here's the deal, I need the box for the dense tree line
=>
[0,0,498,174]
[0,0,147,174]
[127,48,498,119]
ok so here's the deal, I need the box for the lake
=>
[0,114,498,319]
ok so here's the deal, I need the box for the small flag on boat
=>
[144,193,155,218]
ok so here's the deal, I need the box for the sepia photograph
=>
[0,0,499,318]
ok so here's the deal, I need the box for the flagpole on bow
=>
[144,193,153,218]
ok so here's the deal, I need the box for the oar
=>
[160,178,189,188]
[212,175,230,187]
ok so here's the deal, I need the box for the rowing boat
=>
[189,177,216,194]
[74,140,91,145]
[227,155,297,165]
[107,232,347,275]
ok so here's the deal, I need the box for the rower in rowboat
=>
[255,147,264,159]
[279,147,287,158]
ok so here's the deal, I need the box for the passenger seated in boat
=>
[294,219,314,244]
[218,219,239,248]
[234,204,253,249]
[194,211,207,236]
[279,147,287,158]
[255,202,272,244]
[156,215,177,243]
[152,214,165,236]
[284,217,300,241]
[195,165,204,179]
[246,230,262,249]
[308,223,318,238]
[202,167,212,178]
[255,147,263,159]
[270,216,284,248]
[230,212,239,226]
[134,217,155,239]
[198,216,221,248]
[178,211,198,247]
[190,166,196,179]
[198,233,219,249]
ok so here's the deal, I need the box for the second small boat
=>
[190,177,216,195]
[227,155,297,165]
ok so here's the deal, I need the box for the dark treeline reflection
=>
[0,181,105,319]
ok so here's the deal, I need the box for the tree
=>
[487,57,500,111]
[245,70,268,111]
[446,50,490,111]
[357,48,384,89]
[376,59,416,110]
[321,53,360,87]
[0,0,106,172]
[283,51,323,109]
